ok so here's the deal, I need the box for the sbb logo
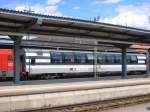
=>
[69,68,76,71]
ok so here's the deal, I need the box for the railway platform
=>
[0,77,150,112]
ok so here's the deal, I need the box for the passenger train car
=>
[0,49,146,79]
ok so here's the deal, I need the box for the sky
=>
[0,0,150,30]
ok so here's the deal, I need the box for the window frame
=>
[50,52,62,64]
[114,54,121,64]
[31,58,36,65]
[97,53,106,64]
[74,52,87,64]
[86,53,94,64]
[105,54,115,64]
[62,52,75,64]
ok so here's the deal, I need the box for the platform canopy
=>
[0,9,150,46]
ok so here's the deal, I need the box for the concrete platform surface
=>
[0,77,150,97]
[0,84,150,112]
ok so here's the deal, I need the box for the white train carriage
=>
[24,49,146,78]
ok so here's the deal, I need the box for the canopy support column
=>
[10,36,22,84]
[146,49,150,77]
[121,46,127,79]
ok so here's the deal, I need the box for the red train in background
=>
[0,49,14,78]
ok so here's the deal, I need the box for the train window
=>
[31,58,35,65]
[86,53,94,64]
[114,54,121,64]
[75,53,87,64]
[127,55,137,64]
[63,52,74,64]
[37,51,43,56]
[127,55,131,64]
[97,53,106,64]
[51,52,62,63]
[105,54,115,64]
[130,55,137,64]
[8,55,13,61]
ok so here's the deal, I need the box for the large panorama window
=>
[130,55,137,64]
[105,54,115,64]
[51,52,62,63]
[63,52,74,64]
[74,52,87,64]
[127,55,138,64]
[114,54,121,64]
[97,53,105,64]
[86,53,94,64]
[97,53,121,64]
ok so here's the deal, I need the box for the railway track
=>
[28,95,150,112]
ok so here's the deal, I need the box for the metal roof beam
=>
[42,23,149,38]
[29,29,148,45]
[0,16,27,24]
[0,28,149,45]
[0,38,115,50]
[18,19,37,32]
[30,28,132,40]
[17,18,43,32]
